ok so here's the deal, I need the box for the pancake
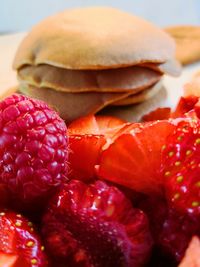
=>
[141,58,181,77]
[19,83,130,122]
[18,64,162,93]
[111,80,163,105]
[13,7,175,70]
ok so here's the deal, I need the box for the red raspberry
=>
[0,94,68,206]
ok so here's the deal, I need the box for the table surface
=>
[1,33,200,121]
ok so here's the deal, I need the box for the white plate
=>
[0,33,200,121]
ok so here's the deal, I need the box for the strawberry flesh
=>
[98,120,176,195]
[142,107,171,122]
[42,180,153,267]
[68,115,125,138]
[68,115,126,181]
[68,135,106,182]
[171,96,199,118]
[0,211,48,266]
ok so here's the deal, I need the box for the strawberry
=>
[178,236,200,267]
[171,96,199,118]
[139,196,200,262]
[0,253,30,267]
[0,211,48,266]
[68,115,126,181]
[42,180,153,267]
[68,135,105,182]
[0,94,68,207]
[0,253,19,267]
[142,107,171,122]
[162,119,200,215]
[68,115,125,138]
[98,120,176,195]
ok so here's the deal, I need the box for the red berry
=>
[0,253,20,267]
[138,196,168,241]
[0,94,68,205]
[0,211,48,266]
[68,115,125,138]
[142,107,171,122]
[68,135,106,182]
[42,180,153,267]
[98,120,176,195]
[162,119,200,216]
[158,210,200,262]
[171,96,199,118]
[68,115,126,181]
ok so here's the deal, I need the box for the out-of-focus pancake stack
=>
[13,7,181,122]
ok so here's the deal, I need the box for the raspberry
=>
[0,94,68,206]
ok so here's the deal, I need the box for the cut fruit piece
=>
[68,115,126,181]
[98,120,176,195]
[142,107,171,122]
[0,253,18,267]
[68,115,126,138]
[68,115,99,135]
[42,180,153,267]
[0,253,29,267]
[171,96,199,118]
[0,211,48,266]
[68,135,106,181]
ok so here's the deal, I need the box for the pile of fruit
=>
[0,93,199,267]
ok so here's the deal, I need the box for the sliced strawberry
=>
[178,236,200,267]
[98,120,176,195]
[68,115,99,135]
[0,211,48,266]
[0,253,29,267]
[68,115,126,181]
[162,119,200,215]
[68,135,106,182]
[0,253,18,267]
[42,180,153,267]
[95,115,126,139]
[142,107,171,122]
[171,96,199,118]
[68,115,126,137]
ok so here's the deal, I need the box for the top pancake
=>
[13,7,176,70]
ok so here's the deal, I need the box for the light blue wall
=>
[1,0,200,32]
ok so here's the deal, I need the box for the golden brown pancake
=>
[13,7,175,70]
[18,64,162,93]
[19,83,131,122]
[111,80,162,105]
[141,58,181,77]
[165,25,200,65]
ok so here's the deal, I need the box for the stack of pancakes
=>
[13,7,181,122]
